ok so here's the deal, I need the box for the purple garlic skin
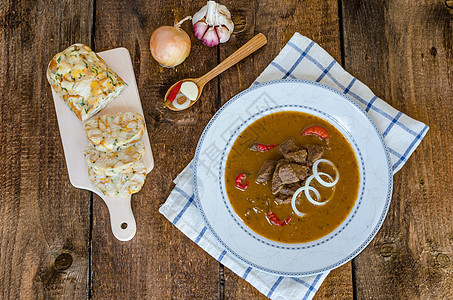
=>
[202,27,220,47]
[215,26,230,43]
[192,1,234,47]
[193,21,208,40]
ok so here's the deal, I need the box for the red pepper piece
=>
[266,211,291,226]
[235,173,249,191]
[249,143,276,152]
[301,125,330,141]
[167,81,184,103]
[281,217,291,226]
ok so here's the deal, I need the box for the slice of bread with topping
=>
[89,162,147,197]
[84,140,145,176]
[47,44,127,122]
[85,112,145,152]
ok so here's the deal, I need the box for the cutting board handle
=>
[101,195,137,241]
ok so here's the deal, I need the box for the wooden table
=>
[1,0,452,298]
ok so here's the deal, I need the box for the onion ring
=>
[312,159,339,187]
[291,185,321,217]
[303,175,331,206]
[289,158,340,215]
[172,94,191,110]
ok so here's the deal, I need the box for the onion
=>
[290,158,340,216]
[303,174,332,206]
[312,159,339,187]
[172,94,191,110]
[291,186,321,217]
[150,17,192,68]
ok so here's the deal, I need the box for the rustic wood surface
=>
[342,0,453,299]
[0,1,93,299]
[0,0,450,299]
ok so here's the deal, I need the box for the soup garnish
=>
[249,143,276,152]
[235,173,249,191]
[301,125,330,141]
[291,159,339,217]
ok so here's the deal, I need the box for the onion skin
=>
[150,25,191,68]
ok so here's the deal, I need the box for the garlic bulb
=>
[192,1,234,47]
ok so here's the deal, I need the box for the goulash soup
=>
[225,111,360,243]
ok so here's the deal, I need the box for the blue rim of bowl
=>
[192,79,393,276]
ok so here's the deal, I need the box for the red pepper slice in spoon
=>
[166,81,183,103]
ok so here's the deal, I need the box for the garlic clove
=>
[217,4,232,21]
[217,12,234,32]
[217,4,231,15]
[192,4,208,24]
[202,27,220,47]
[215,26,231,43]
[193,21,208,40]
[180,81,199,101]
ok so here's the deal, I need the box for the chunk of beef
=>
[279,183,301,196]
[278,138,300,156]
[271,172,283,194]
[307,144,324,165]
[278,163,310,185]
[284,149,307,164]
[274,195,292,205]
[278,164,301,185]
[290,163,310,180]
[255,160,278,184]
[271,159,288,194]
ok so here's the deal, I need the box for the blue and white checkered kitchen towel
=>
[159,33,428,299]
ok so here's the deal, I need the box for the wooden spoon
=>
[165,33,267,111]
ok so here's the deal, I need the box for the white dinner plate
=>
[193,79,392,276]
[51,47,154,241]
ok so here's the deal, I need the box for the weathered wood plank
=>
[216,0,352,299]
[92,0,221,298]
[315,265,353,299]
[0,0,92,299]
[342,0,453,298]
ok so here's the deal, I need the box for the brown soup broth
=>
[225,111,360,243]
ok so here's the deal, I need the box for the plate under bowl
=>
[193,79,392,276]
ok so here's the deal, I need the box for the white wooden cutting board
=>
[50,47,154,241]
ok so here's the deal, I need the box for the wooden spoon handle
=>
[197,33,267,87]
